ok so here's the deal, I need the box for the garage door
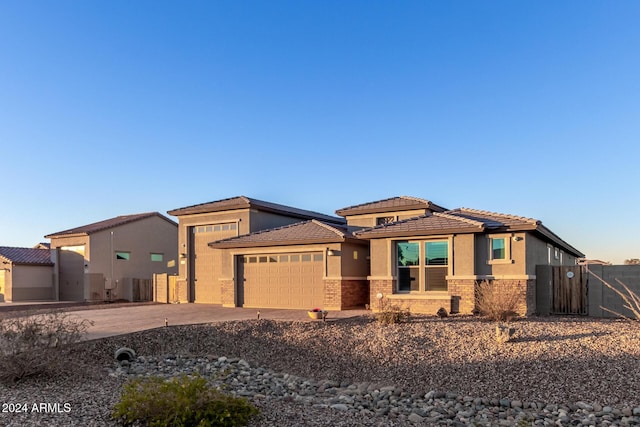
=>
[193,223,238,303]
[238,252,324,309]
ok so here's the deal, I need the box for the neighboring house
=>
[169,195,583,315]
[45,212,178,302]
[0,246,54,302]
[167,196,346,304]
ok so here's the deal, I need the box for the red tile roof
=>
[45,212,176,238]
[209,220,362,249]
[0,247,53,265]
[168,196,344,225]
[335,196,447,216]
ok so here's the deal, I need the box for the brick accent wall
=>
[370,279,394,305]
[368,278,536,316]
[324,280,369,310]
[220,279,235,307]
[324,280,341,310]
[491,279,536,316]
[447,279,477,314]
[176,280,188,303]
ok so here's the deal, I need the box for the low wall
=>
[586,265,640,318]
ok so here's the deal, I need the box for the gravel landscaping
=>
[1,315,639,426]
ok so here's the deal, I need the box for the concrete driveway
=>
[62,304,369,340]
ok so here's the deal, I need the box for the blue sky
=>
[1,1,639,263]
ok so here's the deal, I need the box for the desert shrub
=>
[375,297,410,324]
[0,310,94,384]
[587,268,640,321]
[113,374,258,427]
[475,280,520,322]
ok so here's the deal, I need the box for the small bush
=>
[0,310,94,384]
[375,297,410,325]
[475,280,520,322]
[113,374,258,427]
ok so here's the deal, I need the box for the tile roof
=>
[355,213,487,238]
[209,220,361,249]
[355,207,584,258]
[447,208,540,228]
[335,196,447,216]
[45,212,176,238]
[0,247,53,265]
[168,196,345,225]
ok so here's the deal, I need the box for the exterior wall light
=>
[327,249,337,256]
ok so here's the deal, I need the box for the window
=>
[258,256,268,263]
[269,256,278,263]
[554,247,559,260]
[397,241,449,292]
[301,254,312,262]
[313,253,323,262]
[279,255,289,262]
[491,238,506,260]
[397,242,420,291]
[488,236,513,264]
[116,251,130,261]
[376,216,395,225]
[151,253,163,262]
[290,254,300,262]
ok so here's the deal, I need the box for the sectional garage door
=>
[238,252,324,309]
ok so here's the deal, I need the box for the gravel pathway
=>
[0,315,639,426]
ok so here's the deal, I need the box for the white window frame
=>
[487,235,513,264]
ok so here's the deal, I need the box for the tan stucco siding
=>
[340,241,369,278]
[525,233,577,274]
[452,234,475,276]
[481,232,527,276]
[344,209,428,228]
[369,239,390,277]
[91,215,178,284]
[174,209,250,280]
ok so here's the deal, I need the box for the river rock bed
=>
[0,315,639,426]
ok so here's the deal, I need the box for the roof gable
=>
[168,196,344,225]
[336,196,446,216]
[209,220,360,249]
[45,212,176,238]
[0,247,53,265]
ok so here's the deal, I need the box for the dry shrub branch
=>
[0,311,94,384]
[475,280,520,322]
[587,268,640,321]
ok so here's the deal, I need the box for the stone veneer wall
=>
[176,279,189,303]
[324,280,369,310]
[368,278,536,316]
[447,279,477,314]
[490,279,536,316]
[220,279,235,307]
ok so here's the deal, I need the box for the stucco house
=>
[352,201,584,315]
[167,195,583,315]
[0,246,54,302]
[45,212,178,302]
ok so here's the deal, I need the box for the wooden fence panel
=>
[551,266,588,315]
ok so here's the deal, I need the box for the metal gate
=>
[551,266,588,315]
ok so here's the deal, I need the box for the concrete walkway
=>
[60,304,370,340]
